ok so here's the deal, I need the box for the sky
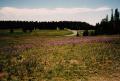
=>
[0,0,120,25]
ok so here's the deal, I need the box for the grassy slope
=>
[0,32,120,81]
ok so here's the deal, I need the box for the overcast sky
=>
[0,0,120,25]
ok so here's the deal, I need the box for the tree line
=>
[95,8,120,35]
[0,8,119,35]
[0,21,94,33]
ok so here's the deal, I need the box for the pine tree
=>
[114,8,120,34]
[114,8,119,22]
[111,9,114,22]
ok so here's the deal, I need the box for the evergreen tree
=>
[114,8,119,21]
[114,8,120,34]
[111,9,114,22]
[106,15,109,22]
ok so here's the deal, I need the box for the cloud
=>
[0,7,110,25]
[0,7,110,15]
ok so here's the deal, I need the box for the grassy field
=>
[0,29,73,36]
[0,30,120,81]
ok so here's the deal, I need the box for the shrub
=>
[10,29,14,33]
[83,30,88,36]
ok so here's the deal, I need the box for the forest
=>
[0,21,94,33]
[95,8,120,35]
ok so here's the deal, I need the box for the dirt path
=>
[65,29,77,36]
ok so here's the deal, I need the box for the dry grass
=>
[0,34,120,81]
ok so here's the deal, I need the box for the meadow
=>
[0,30,120,81]
[0,29,73,36]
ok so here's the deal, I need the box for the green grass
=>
[0,34,120,81]
[0,29,25,36]
[31,29,73,36]
[0,29,73,37]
